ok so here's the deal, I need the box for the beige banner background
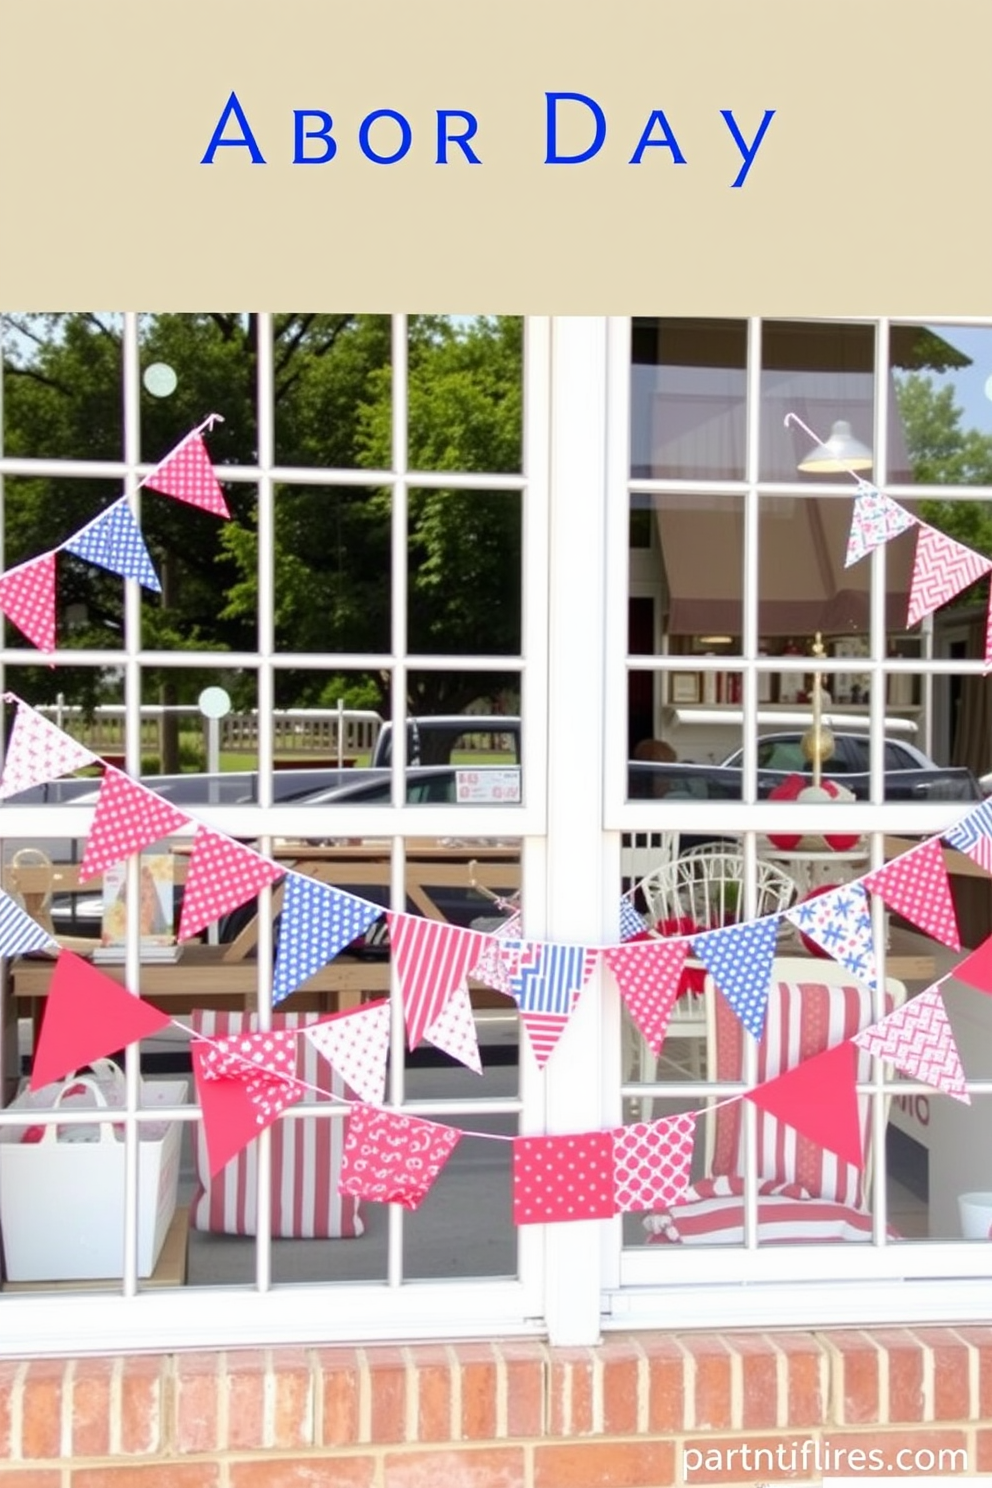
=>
[0,0,987,311]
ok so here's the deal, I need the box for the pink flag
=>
[196,1026,300,1084]
[302,1000,392,1106]
[611,1112,697,1212]
[862,838,961,951]
[387,913,489,1050]
[602,939,689,1056]
[30,951,172,1089]
[144,432,230,518]
[907,524,992,629]
[512,1131,616,1224]
[853,985,969,1104]
[0,553,57,652]
[953,934,992,996]
[424,980,483,1075]
[746,1040,864,1171]
[78,767,194,882]
[339,1105,461,1210]
[177,827,283,941]
[0,696,97,800]
[192,1040,303,1177]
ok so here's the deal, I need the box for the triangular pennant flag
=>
[944,800,992,877]
[144,432,230,518]
[953,934,992,996]
[0,888,58,957]
[196,1026,300,1084]
[692,916,781,1040]
[62,498,162,592]
[845,482,917,568]
[619,895,648,941]
[468,911,521,997]
[501,940,598,1068]
[611,1111,697,1212]
[77,767,194,882]
[30,950,172,1089]
[339,1105,462,1210]
[387,913,489,1050]
[0,697,98,800]
[863,839,960,950]
[602,939,689,1056]
[423,980,483,1074]
[986,588,992,673]
[0,552,57,652]
[302,1000,392,1105]
[907,524,992,629]
[786,881,877,992]
[177,827,284,942]
[191,1039,303,1177]
[853,985,970,1103]
[272,872,383,1005]
[745,1039,864,1170]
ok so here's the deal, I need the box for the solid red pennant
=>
[30,950,172,1089]
[144,432,230,518]
[177,827,283,941]
[78,767,194,882]
[0,552,57,653]
[954,934,992,995]
[191,1040,302,1177]
[745,1040,864,1171]
[863,839,961,950]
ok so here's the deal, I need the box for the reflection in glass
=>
[2,313,125,462]
[272,485,390,656]
[407,316,524,476]
[890,322,992,487]
[630,318,748,481]
[763,320,876,483]
[407,488,521,656]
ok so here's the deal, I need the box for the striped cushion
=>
[710,977,884,1209]
[189,1010,363,1239]
[644,1177,879,1245]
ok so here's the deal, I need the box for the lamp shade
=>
[797,420,873,473]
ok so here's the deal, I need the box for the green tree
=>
[895,370,992,565]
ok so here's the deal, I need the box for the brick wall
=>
[0,1328,990,1486]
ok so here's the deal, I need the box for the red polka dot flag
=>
[144,432,231,519]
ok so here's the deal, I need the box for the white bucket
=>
[958,1192,992,1239]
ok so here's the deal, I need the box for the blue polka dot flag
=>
[692,914,781,1040]
[272,871,383,1005]
[63,498,162,593]
[785,881,878,993]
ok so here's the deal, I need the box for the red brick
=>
[174,1352,221,1455]
[682,1334,732,1431]
[600,1337,642,1436]
[679,1436,820,1484]
[385,1447,525,1488]
[547,1347,595,1437]
[767,1333,822,1428]
[534,1439,674,1488]
[826,1330,880,1424]
[728,1334,779,1430]
[73,1469,220,1488]
[409,1346,452,1442]
[915,1328,971,1421]
[496,1341,545,1439]
[120,1355,164,1456]
[226,1351,267,1451]
[365,1346,408,1445]
[0,1474,62,1488]
[644,1335,684,1433]
[955,1327,992,1419]
[69,1357,114,1457]
[229,1460,375,1488]
[873,1330,924,1423]
[270,1349,313,1449]
[316,1349,361,1447]
[976,1426,992,1472]
[21,1359,63,1459]
[825,1429,969,1474]
[457,1343,498,1441]
[0,1360,20,1457]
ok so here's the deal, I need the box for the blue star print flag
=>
[63,498,162,592]
[785,881,878,993]
[273,871,384,1005]
[692,915,781,1040]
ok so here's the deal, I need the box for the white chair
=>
[620,830,680,899]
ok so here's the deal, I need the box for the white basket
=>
[0,1063,187,1281]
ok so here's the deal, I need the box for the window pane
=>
[630,318,748,481]
[763,320,875,483]
[407,488,521,656]
[408,316,524,476]
[273,485,391,656]
[2,313,124,462]
[890,322,992,487]
[272,314,392,470]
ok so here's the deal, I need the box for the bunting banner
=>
[512,1131,616,1224]
[944,801,992,876]
[692,915,782,1040]
[30,950,172,1089]
[786,882,877,992]
[423,979,483,1074]
[191,1038,304,1178]
[387,914,490,1051]
[844,482,917,568]
[469,910,521,997]
[176,827,284,942]
[853,984,970,1103]
[619,895,648,941]
[302,1001,392,1106]
[862,838,961,950]
[77,767,194,882]
[611,1112,697,1213]
[0,552,57,653]
[602,939,689,1056]
[951,934,992,996]
[907,524,992,629]
[0,695,98,800]
[745,1039,864,1171]
[338,1105,462,1210]
[144,431,231,519]
[500,940,598,1068]
[62,498,162,592]
[272,872,384,1005]
[0,887,58,957]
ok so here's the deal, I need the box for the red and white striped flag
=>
[387,913,489,1050]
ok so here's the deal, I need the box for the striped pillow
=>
[189,1009,363,1239]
